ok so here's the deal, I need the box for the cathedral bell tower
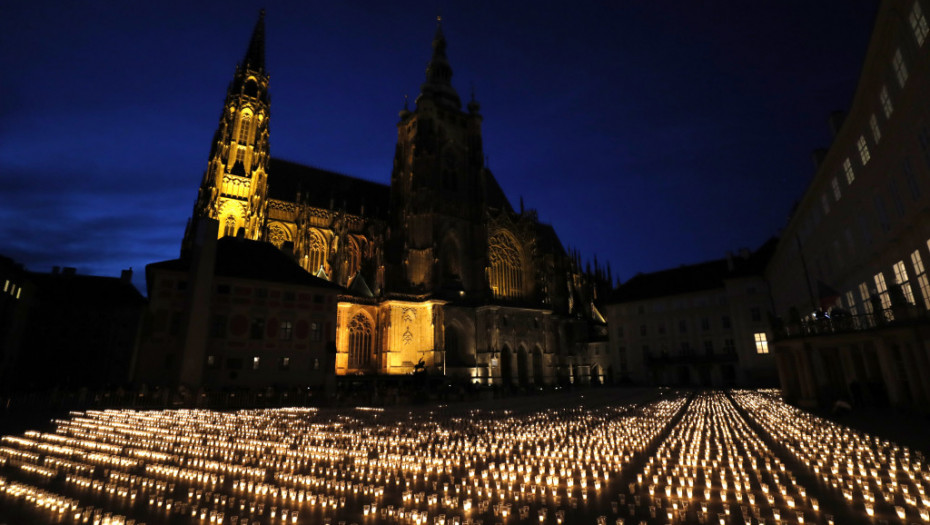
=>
[185,10,271,249]
[389,19,488,295]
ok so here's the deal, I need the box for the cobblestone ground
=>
[0,389,926,524]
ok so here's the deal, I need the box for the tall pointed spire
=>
[242,9,266,72]
[416,16,461,110]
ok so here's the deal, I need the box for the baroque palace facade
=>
[181,12,609,384]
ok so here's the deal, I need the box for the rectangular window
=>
[821,193,830,215]
[206,355,219,370]
[279,357,290,371]
[831,177,842,201]
[890,178,905,217]
[870,113,882,143]
[310,322,323,342]
[875,272,892,311]
[678,320,687,333]
[913,249,930,309]
[250,318,265,340]
[701,317,710,331]
[753,333,768,354]
[843,158,855,184]
[210,315,227,338]
[880,85,894,118]
[904,159,921,200]
[724,338,736,355]
[704,340,714,355]
[680,342,693,356]
[919,127,930,169]
[859,281,874,318]
[912,0,929,45]
[657,322,666,335]
[640,324,647,336]
[845,290,858,316]
[721,315,731,329]
[252,356,260,370]
[893,260,916,305]
[234,146,245,165]
[874,194,890,232]
[893,49,909,87]
[226,357,243,370]
[279,320,293,340]
[857,135,871,165]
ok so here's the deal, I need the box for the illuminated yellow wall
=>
[335,299,445,375]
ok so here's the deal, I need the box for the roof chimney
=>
[120,268,133,283]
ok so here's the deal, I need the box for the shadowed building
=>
[178,13,609,386]
[766,0,930,409]
[606,242,778,388]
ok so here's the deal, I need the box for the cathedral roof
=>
[267,158,390,219]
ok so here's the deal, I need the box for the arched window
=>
[348,313,373,369]
[489,231,523,299]
[307,230,327,275]
[224,215,236,237]
[238,113,251,144]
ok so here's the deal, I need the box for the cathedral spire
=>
[416,16,461,110]
[242,9,266,72]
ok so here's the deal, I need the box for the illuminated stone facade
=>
[183,13,609,384]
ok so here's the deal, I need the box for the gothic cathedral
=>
[184,12,611,385]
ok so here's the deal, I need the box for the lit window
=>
[857,135,870,165]
[870,114,881,143]
[821,193,830,215]
[893,260,916,304]
[893,49,909,87]
[753,333,768,354]
[912,1,929,46]
[279,357,290,371]
[348,313,374,369]
[279,320,293,340]
[2,280,7,292]
[874,272,892,311]
[859,282,874,317]
[252,356,260,370]
[238,114,251,144]
[880,86,893,118]
[310,322,322,342]
[488,231,524,299]
[845,290,858,316]
[15,288,20,300]
[206,355,219,369]
[224,215,236,237]
[915,248,930,309]
[843,158,855,184]
[831,177,842,201]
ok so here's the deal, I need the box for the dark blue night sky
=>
[0,1,877,292]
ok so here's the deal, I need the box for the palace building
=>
[177,12,610,386]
